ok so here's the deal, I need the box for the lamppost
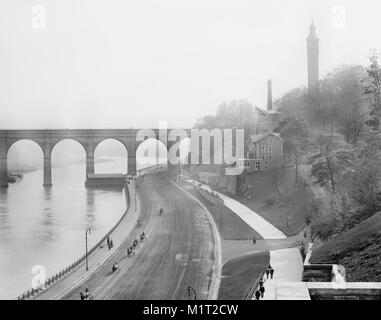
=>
[85,228,91,271]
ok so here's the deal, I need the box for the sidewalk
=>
[186,179,286,240]
[35,181,140,300]
[261,248,308,300]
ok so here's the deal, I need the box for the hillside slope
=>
[310,212,381,281]
[237,169,311,236]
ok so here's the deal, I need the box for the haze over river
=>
[0,158,147,300]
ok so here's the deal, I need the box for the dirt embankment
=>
[310,212,381,282]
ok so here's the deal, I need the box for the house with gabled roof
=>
[247,132,285,171]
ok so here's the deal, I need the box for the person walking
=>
[259,278,264,287]
[299,245,306,262]
[252,237,256,245]
[270,267,274,279]
[265,268,270,279]
[259,285,265,298]
[255,290,261,301]
[80,291,85,300]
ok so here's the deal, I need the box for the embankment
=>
[310,212,381,282]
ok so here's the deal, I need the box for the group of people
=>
[254,279,265,300]
[127,232,146,257]
[79,223,149,299]
[80,288,93,300]
[266,264,274,279]
[254,265,275,301]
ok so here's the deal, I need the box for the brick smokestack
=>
[267,79,273,111]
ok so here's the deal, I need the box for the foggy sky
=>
[1,0,381,129]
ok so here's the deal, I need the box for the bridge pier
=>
[0,152,8,188]
[86,155,94,176]
[43,156,52,187]
[128,156,137,174]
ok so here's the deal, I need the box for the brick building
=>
[247,132,284,171]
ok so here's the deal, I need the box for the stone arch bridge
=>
[0,129,191,188]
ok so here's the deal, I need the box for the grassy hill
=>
[218,251,269,300]
[310,211,381,281]
[237,169,312,236]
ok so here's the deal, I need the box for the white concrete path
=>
[186,179,286,240]
[261,248,308,300]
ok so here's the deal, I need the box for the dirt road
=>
[61,174,217,300]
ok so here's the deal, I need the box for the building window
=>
[249,152,254,159]
[268,145,272,153]
[262,155,265,160]
[255,162,260,171]
[268,155,272,162]
[261,145,265,153]
[268,138,273,145]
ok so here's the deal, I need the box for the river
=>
[0,157,142,300]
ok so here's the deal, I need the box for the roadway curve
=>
[61,174,218,300]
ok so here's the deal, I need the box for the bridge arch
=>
[94,139,128,174]
[50,139,87,186]
[136,138,168,171]
[7,140,44,180]
[50,138,88,157]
